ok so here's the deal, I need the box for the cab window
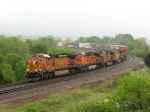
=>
[78,54,82,58]
[30,56,36,60]
[38,56,44,61]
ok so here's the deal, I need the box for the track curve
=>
[0,54,145,106]
[0,54,137,95]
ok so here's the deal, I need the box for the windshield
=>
[38,56,44,61]
[78,54,82,58]
[30,56,36,60]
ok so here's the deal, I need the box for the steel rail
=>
[0,55,136,95]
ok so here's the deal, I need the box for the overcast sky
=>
[0,0,150,39]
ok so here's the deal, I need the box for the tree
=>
[25,39,34,46]
[135,38,148,50]
[36,36,57,49]
[102,36,111,44]
[76,37,86,43]
[114,34,134,45]
[127,41,137,51]
[85,36,101,44]
[0,52,16,84]
[5,53,26,82]
[30,43,48,54]
[0,36,29,60]
[0,64,16,83]
[144,53,150,66]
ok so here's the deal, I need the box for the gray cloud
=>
[0,0,150,39]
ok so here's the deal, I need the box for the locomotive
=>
[26,45,127,81]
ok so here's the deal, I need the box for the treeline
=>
[0,34,150,84]
[26,34,149,58]
[0,36,29,84]
[76,34,149,58]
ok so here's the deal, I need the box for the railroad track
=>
[0,54,136,95]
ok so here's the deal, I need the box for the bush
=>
[144,53,150,67]
[109,71,150,111]
[69,71,150,112]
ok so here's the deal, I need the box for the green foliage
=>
[144,53,150,66]
[69,72,150,112]
[1,78,119,112]
[0,36,29,60]
[0,51,4,64]
[0,36,28,84]
[36,36,57,49]
[114,34,134,45]
[76,36,103,44]
[76,37,86,43]
[127,41,137,51]
[69,100,117,112]
[0,33,149,85]
[109,71,150,111]
[4,53,26,82]
[29,43,48,54]
[101,36,112,44]
[25,39,34,46]
[0,52,5,84]
[0,52,16,84]
[75,34,149,58]
[48,48,76,54]
[21,102,48,112]
[129,48,144,58]
[76,34,131,46]
[0,64,16,83]
[86,36,102,44]
[4,72,150,112]
[0,53,26,83]
[135,38,148,50]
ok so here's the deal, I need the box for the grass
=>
[0,75,120,112]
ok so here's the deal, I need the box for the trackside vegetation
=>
[1,70,150,112]
[0,34,150,84]
[70,71,150,112]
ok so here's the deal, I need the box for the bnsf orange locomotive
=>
[26,45,127,81]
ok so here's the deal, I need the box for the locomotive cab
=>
[26,54,53,81]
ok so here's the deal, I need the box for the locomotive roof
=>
[35,54,50,57]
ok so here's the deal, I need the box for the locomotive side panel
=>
[54,57,70,70]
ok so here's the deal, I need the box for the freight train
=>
[26,44,127,81]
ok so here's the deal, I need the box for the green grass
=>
[0,76,119,112]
